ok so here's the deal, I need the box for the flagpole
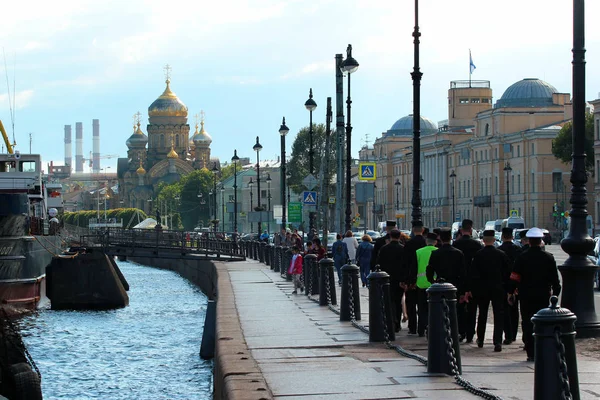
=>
[469,49,472,88]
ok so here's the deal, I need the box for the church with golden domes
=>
[117,66,217,214]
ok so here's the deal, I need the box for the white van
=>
[501,217,525,230]
[484,220,496,231]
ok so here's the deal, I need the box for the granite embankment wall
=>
[127,257,271,399]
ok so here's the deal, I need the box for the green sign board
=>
[288,202,302,223]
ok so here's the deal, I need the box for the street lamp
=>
[220,185,225,230]
[211,163,219,232]
[231,149,240,233]
[411,0,423,228]
[279,117,289,231]
[286,170,292,204]
[253,136,263,235]
[266,173,272,234]
[450,170,456,224]
[395,179,401,226]
[305,89,317,175]
[248,178,254,234]
[341,44,359,232]
[559,0,600,338]
[503,162,512,217]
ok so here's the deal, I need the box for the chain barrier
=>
[441,298,502,400]
[0,309,41,379]
[555,329,573,400]
[346,277,370,334]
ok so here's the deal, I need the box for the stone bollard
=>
[259,242,266,263]
[532,296,579,400]
[340,263,361,321]
[426,282,461,375]
[274,246,282,272]
[264,243,271,267]
[319,258,337,306]
[368,266,395,342]
[304,254,317,295]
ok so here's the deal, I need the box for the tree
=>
[552,113,594,171]
[220,162,242,182]
[287,123,337,193]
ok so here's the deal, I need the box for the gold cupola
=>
[167,135,179,159]
[148,66,188,118]
[136,159,146,175]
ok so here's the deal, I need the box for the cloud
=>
[279,61,334,80]
[0,89,34,109]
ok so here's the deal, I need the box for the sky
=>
[1,0,599,173]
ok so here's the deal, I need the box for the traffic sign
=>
[564,211,570,217]
[302,174,318,190]
[288,202,302,223]
[510,209,519,217]
[358,162,376,181]
[329,196,336,204]
[302,191,317,206]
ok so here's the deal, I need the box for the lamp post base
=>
[559,260,600,338]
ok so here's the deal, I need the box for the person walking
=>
[402,222,426,335]
[311,237,326,260]
[331,234,349,284]
[371,220,396,271]
[510,227,561,361]
[471,230,511,352]
[289,246,305,294]
[415,232,438,337]
[356,234,374,287]
[342,230,359,263]
[452,219,483,343]
[497,227,521,344]
[376,229,406,332]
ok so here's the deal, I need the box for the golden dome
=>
[136,159,146,175]
[148,79,188,117]
[167,145,179,159]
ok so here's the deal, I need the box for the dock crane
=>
[0,120,16,154]
[84,151,120,168]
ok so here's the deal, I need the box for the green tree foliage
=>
[220,162,242,182]
[287,123,337,193]
[552,113,594,171]
[63,208,148,228]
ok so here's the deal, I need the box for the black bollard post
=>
[280,247,287,279]
[265,243,271,267]
[259,242,266,263]
[340,263,361,321]
[328,260,337,305]
[273,246,281,272]
[368,266,394,342]
[426,282,461,375]
[532,296,579,400]
[304,254,316,295]
[319,258,335,305]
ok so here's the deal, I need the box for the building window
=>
[517,145,520,157]
[496,176,499,193]
[531,143,535,155]
[485,149,488,160]
[175,135,180,147]
[471,98,481,103]
[512,175,515,194]
[495,148,498,159]
[531,172,535,192]
[460,98,469,104]
[160,134,165,147]
[482,98,491,104]
[552,172,563,192]
[468,180,471,197]
[484,123,489,136]
[480,178,483,195]
[531,206,535,226]
[518,174,521,193]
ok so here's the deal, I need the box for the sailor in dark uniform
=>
[497,227,521,344]
[426,228,467,294]
[370,220,396,271]
[510,227,561,361]
[376,229,406,332]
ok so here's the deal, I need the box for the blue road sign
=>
[302,191,318,205]
[358,163,376,181]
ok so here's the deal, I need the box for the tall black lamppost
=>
[231,149,239,232]
[305,89,317,174]
[411,0,423,228]
[395,179,401,226]
[503,162,512,216]
[286,170,292,204]
[450,170,456,223]
[248,178,254,234]
[341,44,359,232]
[211,163,219,232]
[559,0,600,338]
[266,173,272,234]
[253,136,263,235]
[220,185,225,230]
[279,117,289,231]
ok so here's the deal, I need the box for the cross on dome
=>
[163,64,172,83]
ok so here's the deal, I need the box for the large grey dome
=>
[385,114,438,137]
[495,78,558,108]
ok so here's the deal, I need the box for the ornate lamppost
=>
[395,179,401,226]
[279,118,289,231]
[411,0,423,228]
[503,162,512,216]
[341,44,359,232]
[248,178,254,234]
[253,136,263,235]
[266,173,272,234]
[231,149,239,232]
[559,0,600,338]
[450,170,456,223]
[211,163,219,232]
[220,185,225,230]
[305,90,318,235]
[286,170,292,204]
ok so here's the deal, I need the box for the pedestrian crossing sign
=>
[302,191,318,205]
[358,162,376,181]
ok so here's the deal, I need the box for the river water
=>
[18,260,213,400]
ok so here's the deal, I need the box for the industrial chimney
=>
[64,125,72,168]
[75,122,83,173]
[92,119,100,174]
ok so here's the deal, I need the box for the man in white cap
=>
[509,227,561,362]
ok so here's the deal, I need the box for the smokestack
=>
[64,125,72,168]
[92,119,100,174]
[75,122,83,173]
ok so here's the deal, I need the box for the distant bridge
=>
[76,228,245,261]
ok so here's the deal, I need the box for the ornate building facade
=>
[367,78,584,231]
[117,69,217,215]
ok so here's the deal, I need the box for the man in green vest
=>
[415,232,439,337]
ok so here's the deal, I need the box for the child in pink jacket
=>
[289,246,304,294]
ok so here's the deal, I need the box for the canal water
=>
[18,260,213,400]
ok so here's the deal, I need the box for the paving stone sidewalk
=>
[225,259,600,399]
